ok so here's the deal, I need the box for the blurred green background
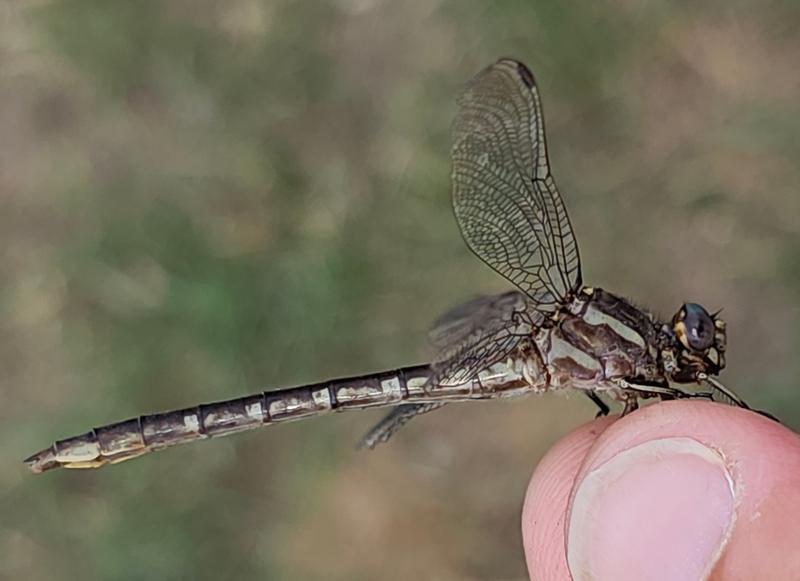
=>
[3,1,800,579]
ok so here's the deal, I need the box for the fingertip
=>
[522,415,617,580]
[567,435,736,581]
[565,401,800,580]
[523,402,800,580]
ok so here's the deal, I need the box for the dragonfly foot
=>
[755,409,781,423]
[620,396,639,416]
[583,391,610,417]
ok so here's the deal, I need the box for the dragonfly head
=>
[667,303,726,382]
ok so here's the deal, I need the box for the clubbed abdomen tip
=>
[23,447,60,474]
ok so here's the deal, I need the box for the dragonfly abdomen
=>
[24,366,417,472]
[25,363,534,473]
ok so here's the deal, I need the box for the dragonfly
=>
[25,58,768,474]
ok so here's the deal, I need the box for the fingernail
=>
[567,437,736,581]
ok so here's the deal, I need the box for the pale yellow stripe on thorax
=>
[547,334,603,372]
[582,304,646,348]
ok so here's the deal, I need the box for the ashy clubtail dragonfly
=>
[25,58,766,474]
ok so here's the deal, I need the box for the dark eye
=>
[684,303,714,351]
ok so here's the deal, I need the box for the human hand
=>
[522,400,800,580]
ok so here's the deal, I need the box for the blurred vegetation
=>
[2,1,800,579]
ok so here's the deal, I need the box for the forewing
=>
[429,291,540,386]
[451,58,581,311]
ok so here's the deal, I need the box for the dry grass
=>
[2,1,800,579]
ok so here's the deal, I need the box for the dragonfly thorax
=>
[534,288,664,392]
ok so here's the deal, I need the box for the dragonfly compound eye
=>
[675,303,715,352]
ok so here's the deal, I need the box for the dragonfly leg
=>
[695,375,781,421]
[357,403,447,450]
[584,391,610,417]
[614,379,688,416]
[755,409,781,422]
[621,396,639,416]
[615,379,688,399]
[684,388,779,423]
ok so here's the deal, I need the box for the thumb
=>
[522,400,800,581]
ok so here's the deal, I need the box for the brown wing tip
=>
[24,447,61,474]
[513,61,536,89]
[491,57,536,89]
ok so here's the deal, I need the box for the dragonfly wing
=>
[429,291,541,386]
[357,403,447,449]
[451,58,581,311]
[429,290,528,349]
[361,293,539,444]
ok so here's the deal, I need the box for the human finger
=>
[523,400,800,581]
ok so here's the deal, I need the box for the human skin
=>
[522,400,800,580]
